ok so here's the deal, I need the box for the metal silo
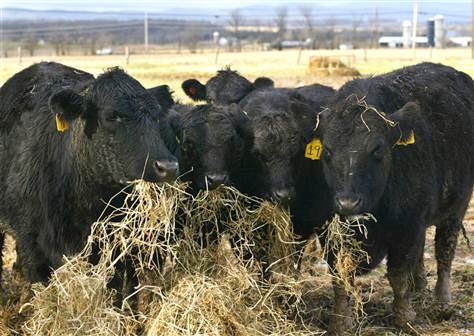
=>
[434,15,444,48]
[427,18,435,47]
[402,20,411,48]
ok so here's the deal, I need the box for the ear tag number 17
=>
[305,138,323,160]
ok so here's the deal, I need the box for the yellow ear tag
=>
[55,114,70,132]
[305,138,323,160]
[396,129,415,146]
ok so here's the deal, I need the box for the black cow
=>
[182,67,274,105]
[169,103,251,192]
[237,89,325,201]
[294,83,335,108]
[147,82,253,192]
[315,62,474,333]
[0,62,179,284]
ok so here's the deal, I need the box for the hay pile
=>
[308,56,361,77]
[19,182,326,336]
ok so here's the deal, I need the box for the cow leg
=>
[434,218,461,303]
[387,269,416,327]
[386,226,424,328]
[412,231,427,292]
[15,234,51,283]
[0,231,4,283]
[327,277,354,335]
[108,255,139,310]
[327,249,354,336]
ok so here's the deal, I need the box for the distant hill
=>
[2,2,470,23]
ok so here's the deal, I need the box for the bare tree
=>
[275,6,288,50]
[351,14,362,49]
[370,7,380,48]
[300,6,316,49]
[182,25,199,53]
[229,9,242,52]
[23,33,38,56]
[89,36,98,55]
[51,34,71,56]
[326,17,337,49]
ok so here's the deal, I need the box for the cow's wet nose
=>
[335,193,362,216]
[271,188,295,205]
[154,160,179,182]
[206,174,229,190]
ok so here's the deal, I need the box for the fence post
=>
[297,46,303,64]
[214,46,220,65]
[18,46,22,65]
[125,46,130,65]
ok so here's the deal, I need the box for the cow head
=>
[182,67,274,105]
[172,103,252,191]
[316,93,421,216]
[242,90,315,204]
[49,67,179,185]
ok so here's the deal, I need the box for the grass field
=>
[3,48,474,101]
[0,48,473,335]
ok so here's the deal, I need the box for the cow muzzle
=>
[153,160,179,183]
[270,187,295,205]
[334,192,363,216]
[205,173,230,190]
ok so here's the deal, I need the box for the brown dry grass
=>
[0,184,472,336]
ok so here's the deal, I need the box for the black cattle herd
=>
[0,61,472,334]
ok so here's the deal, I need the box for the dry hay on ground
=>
[308,56,361,77]
[17,183,323,336]
[0,182,472,335]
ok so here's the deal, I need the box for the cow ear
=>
[182,79,206,101]
[229,104,254,146]
[290,98,315,135]
[312,107,330,138]
[49,89,85,132]
[160,108,183,153]
[253,77,274,89]
[389,101,420,146]
[148,85,175,110]
[168,109,183,140]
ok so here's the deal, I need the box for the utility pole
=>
[472,0,474,58]
[372,6,379,48]
[144,11,149,53]
[412,2,418,57]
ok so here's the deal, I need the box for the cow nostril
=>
[335,194,362,214]
[206,174,229,189]
[154,160,178,182]
[272,188,294,204]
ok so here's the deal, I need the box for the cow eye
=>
[106,115,122,122]
[323,147,332,161]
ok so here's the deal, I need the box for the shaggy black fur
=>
[181,67,274,105]
[316,62,474,333]
[0,62,179,284]
[168,103,252,192]
[235,88,334,241]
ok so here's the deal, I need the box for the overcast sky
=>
[2,0,471,12]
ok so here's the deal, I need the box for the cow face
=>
[244,92,314,204]
[49,68,179,185]
[175,104,252,191]
[182,67,274,105]
[317,96,420,216]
